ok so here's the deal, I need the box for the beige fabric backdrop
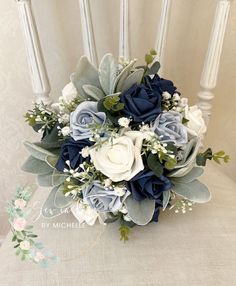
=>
[0,0,235,236]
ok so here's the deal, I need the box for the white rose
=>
[89,131,144,182]
[61,82,78,104]
[185,105,207,137]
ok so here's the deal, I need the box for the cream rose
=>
[89,131,144,182]
[61,82,78,104]
[185,105,207,138]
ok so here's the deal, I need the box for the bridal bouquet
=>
[8,50,229,265]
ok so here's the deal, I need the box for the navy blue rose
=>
[56,138,91,172]
[126,169,172,202]
[120,75,178,125]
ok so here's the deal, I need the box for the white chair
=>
[0,1,235,285]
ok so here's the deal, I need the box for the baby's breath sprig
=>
[25,102,58,134]
[161,92,181,112]
[169,193,194,214]
[62,161,99,197]
[142,133,177,170]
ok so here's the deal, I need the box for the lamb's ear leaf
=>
[24,141,55,161]
[124,197,155,226]
[37,172,54,187]
[114,60,136,92]
[162,190,171,210]
[21,156,53,175]
[54,185,74,208]
[45,155,58,169]
[120,68,144,92]
[52,169,68,187]
[82,84,105,101]
[172,179,211,203]
[71,56,102,99]
[170,167,204,183]
[42,187,64,218]
[99,53,117,95]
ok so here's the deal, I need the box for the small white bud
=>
[162,91,171,100]
[118,117,130,128]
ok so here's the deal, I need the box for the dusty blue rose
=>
[152,111,188,146]
[83,182,129,213]
[70,101,106,140]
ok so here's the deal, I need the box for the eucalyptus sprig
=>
[196,148,230,166]
[25,102,58,134]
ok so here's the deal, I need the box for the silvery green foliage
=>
[21,156,53,175]
[82,84,105,101]
[114,60,136,92]
[52,170,68,187]
[162,190,171,210]
[37,172,54,187]
[169,138,201,177]
[98,53,117,95]
[171,167,211,203]
[120,68,144,92]
[71,56,102,99]
[24,141,55,161]
[171,180,211,203]
[71,54,145,101]
[42,186,73,218]
[124,196,155,226]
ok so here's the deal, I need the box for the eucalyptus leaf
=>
[52,169,68,187]
[99,53,117,94]
[162,190,170,210]
[147,153,163,177]
[146,61,161,76]
[21,156,53,175]
[120,69,144,92]
[54,185,74,208]
[71,56,102,100]
[24,141,55,161]
[82,84,105,101]
[114,60,136,92]
[41,123,60,145]
[37,172,53,187]
[170,167,204,183]
[124,196,155,226]
[172,179,211,203]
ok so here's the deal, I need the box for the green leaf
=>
[146,61,160,76]
[163,190,170,210]
[52,169,68,187]
[164,157,177,170]
[150,48,157,55]
[71,56,102,100]
[120,69,144,92]
[145,54,154,65]
[82,84,105,101]
[24,141,55,161]
[54,185,74,208]
[124,197,155,226]
[41,123,61,145]
[21,156,53,175]
[147,153,163,177]
[114,60,136,92]
[37,172,53,187]
[119,225,130,242]
[42,187,65,218]
[172,179,211,203]
[99,53,117,95]
[170,167,204,183]
[45,155,58,169]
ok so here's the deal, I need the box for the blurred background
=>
[0,0,235,241]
